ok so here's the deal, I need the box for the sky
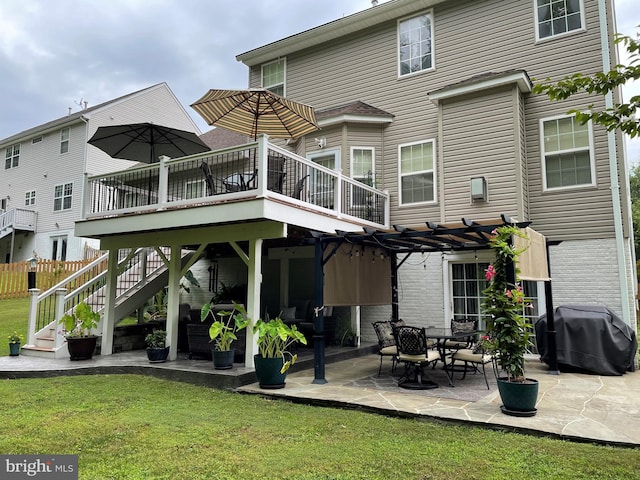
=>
[1,0,638,163]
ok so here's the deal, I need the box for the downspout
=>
[598,0,632,326]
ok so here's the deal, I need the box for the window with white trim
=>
[25,190,36,206]
[32,135,43,144]
[535,0,584,40]
[60,127,69,154]
[399,140,435,205]
[541,115,594,190]
[5,144,19,169]
[351,147,374,207]
[185,179,205,199]
[450,261,542,333]
[398,12,433,76]
[262,59,285,96]
[53,182,73,211]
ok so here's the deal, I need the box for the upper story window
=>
[54,182,73,211]
[399,140,435,205]
[536,0,584,40]
[60,127,70,154]
[32,135,43,144]
[398,11,434,77]
[5,144,20,169]
[25,190,36,206]
[541,115,594,190]
[262,59,285,96]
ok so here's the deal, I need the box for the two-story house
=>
[234,0,635,340]
[58,0,634,371]
[0,83,201,264]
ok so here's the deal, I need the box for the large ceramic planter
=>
[212,349,235,370]
[497,377,539,416]
[254,354,287,389]
[9,342,21,356]
[147,346,170,363]
[66,336,98,361]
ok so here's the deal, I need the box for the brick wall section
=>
[549,238,623,318]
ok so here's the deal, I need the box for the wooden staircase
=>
[21,247,195,358]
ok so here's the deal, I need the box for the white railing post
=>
[27,288,40,346]
[158,156,169,209]
[54,288,67,348]
[382,189,390,227]
[335,172,343,217]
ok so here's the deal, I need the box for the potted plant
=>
[242,305,307,389]
[482,225,538,416]
[8,331,24,356]
[145,329,169,363]
[201,302,249,369]
[59,301,101,360]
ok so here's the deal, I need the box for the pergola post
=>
[312,237,327,384]
[544,240,559,374]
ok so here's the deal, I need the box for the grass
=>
[0,375,639,480]
[0,297,29,356]
[1,298,639,479]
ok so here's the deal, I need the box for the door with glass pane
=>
[451,263,489,328]
[308,151,339,209]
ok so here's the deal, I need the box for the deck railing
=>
[83,136,389,227]
[0,208,37,232]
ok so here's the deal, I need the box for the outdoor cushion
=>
[379,345,397,356]
[280,306,297,322]
[372,321,395,348]
[452,349,492,364]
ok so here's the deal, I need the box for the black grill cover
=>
[536,305,637,375]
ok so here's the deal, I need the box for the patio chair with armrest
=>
[394,326,441,389]
[267,155,286,193]
[200,161,217,196]
[440,318,478,357]
[371,319,405,376]
[450,342,493,389]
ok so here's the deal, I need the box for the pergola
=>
[309,214,559,384]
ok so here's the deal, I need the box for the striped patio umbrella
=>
[191,88,319,140]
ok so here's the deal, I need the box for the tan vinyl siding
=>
[440,87,520,223]
[246,0,618,237]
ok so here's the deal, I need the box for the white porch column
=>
[27,288,40,346]
[166,244,181,361]
[351,305,361,347]
[101,248,119,355]
[245,238,263,368]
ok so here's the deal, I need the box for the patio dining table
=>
[422,327,482,386]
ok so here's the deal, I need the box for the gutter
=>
[598,0,632,326]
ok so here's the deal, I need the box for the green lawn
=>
[0,297,30,356]
[1,298,639,479]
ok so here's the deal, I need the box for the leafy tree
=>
[533,30,640,138]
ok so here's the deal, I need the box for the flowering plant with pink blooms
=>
[481,225,532,382]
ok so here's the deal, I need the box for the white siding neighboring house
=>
[0,83,201,263]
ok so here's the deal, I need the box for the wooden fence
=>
[0,259,100,300]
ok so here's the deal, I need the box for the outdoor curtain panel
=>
[324,245,392,306]
[515,227,550,281]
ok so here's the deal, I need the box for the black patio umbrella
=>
[87,122,210,163]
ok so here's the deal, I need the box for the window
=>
[185,180,205,199]
[398,12,433,76]
[399,140,435,205]
[54,182,73,211]
[450,261,542,333]
[32,135,43,144]
[262,59,285,96]
[536,0,583,40]
[451,263,489,326]
[51,236,67,261]
[5,144,19,169]
[60,127,69,154]
[351,147,375,207]
[25,190,36,206]
[541,115,594,190]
